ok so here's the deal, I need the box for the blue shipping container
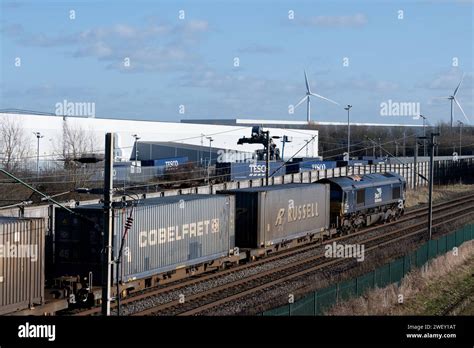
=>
[299,160,338,171]
[286,160,337,174]
[336,160,369,167]
[217,161,286,181]
[141,156,188,168]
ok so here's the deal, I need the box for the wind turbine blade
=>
[454,97,470,122]
[295,95,308,108]
[304,70,311,93]
[453,73,465,97]
[310,92,340,105]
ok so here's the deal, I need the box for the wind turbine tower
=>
[294,70,339,122]
[436,74,469,127]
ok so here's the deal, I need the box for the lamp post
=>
[206,136,214,183]
[419,115,427,157]
[457,120,463,156]
[378,138,382,157]
[33,132,44,178]
[280,135,291,160]
[132,134,140,166]
[305,139,310,157]
[428,133,440,240]
[344,105,352,158]
[200,134,205,165]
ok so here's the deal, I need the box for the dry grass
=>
[325,240,474,315]
[405,184,474,208]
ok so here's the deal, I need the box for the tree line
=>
[310,122,474,160]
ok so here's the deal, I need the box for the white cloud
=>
[298,13,368,28]
[184,20,209,33]
[426,71,473,90]
[238,43,284,55]
[3,19,210,72]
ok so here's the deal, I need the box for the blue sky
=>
[1,0,472,125]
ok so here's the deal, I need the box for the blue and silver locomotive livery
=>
[319,172,406,233]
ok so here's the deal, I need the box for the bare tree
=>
[58,120,99,165]
[50,120,102,187]
[0,116,32,172]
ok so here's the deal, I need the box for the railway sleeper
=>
[249,229,334,260]
[66,253,243,309]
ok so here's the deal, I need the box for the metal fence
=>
[262,223,474,316]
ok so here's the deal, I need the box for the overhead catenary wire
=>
[1,131,460,199]
[15,134,417,188]
[0,168,75,213]
[268,133,419,178]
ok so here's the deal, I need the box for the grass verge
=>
[326,240,474,315]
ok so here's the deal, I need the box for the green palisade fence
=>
[315,284,337,315]
[338,278,357,302]
[375,263,391,288]
[262,224,474,316]
[290,294,315,316]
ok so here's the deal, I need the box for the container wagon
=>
[218,183,332,258]
[0,217,45,315]
[54,194,240,303]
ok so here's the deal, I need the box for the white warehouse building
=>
[0,112,319,168]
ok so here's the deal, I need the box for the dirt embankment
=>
[405,184,474,209]
[325,240,474,315]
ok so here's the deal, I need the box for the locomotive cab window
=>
[356,189,365,205]
[392,186,401,199]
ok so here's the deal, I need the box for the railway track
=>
[74,192,474,316]
[133,199,474,316]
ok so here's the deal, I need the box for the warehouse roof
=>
[181,118,424,128]
[137,141,227,152]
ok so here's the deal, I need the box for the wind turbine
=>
[436,74,469,127]
[294,70,339,122]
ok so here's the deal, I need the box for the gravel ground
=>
[197,212,474,315]
[405,184,474,208]
[114,243,332,315]
[116,219,417,316]
[116,188,474,316]
[197,235,423,316]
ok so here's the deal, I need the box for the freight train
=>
[0,172,406,314]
